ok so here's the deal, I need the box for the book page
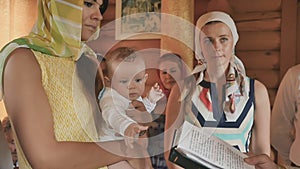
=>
[177,121,254,169]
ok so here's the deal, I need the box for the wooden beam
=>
[236,18,281,31]
[237,31,280,51]
[233,11,281,22]
[297,2,300,64]
[228,0,281,12]
[280,0,297,78]
[247,70,280,89]
[237,51,280,70]
[161,0,194,68]
[207,0,233,14]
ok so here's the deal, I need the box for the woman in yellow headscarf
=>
[0,0,148,168]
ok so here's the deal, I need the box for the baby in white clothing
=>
[98,47,163,147]
[98,47,163,169]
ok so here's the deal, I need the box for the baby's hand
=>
[124,123,148,149]
[148,83,164,103]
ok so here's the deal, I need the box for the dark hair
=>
[204,20,223,26]
[106,47,137,62]
[104,47,139,77]
[100,0,109,14]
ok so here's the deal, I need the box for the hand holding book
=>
[169,121,255,169]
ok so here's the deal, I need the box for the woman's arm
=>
[164,84,184,169]
[3,48,142,169]
[271,67,297,165]
[251,80,271,156]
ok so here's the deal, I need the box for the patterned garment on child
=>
[148,114,168,169]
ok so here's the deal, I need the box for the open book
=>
[169,121,255,169]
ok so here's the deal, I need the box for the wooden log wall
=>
[231,0,282,106]
[230,0,297,106]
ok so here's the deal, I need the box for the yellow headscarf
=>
[0,0,105,99]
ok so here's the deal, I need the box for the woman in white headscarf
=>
[164,11,271,168]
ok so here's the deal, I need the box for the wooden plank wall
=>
[229,0,282,105]
[227,0,298,106]
[279,0,297,78]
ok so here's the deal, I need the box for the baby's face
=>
[110,60,147,100]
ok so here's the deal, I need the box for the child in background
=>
[0,118,14,168]
[2,117,18,168]
[148,53,186,169]
[98,47,163,169]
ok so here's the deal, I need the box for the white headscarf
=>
[192,11,245,77]
[191,11,248,113]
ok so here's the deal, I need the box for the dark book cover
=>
[169,146,209,169]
